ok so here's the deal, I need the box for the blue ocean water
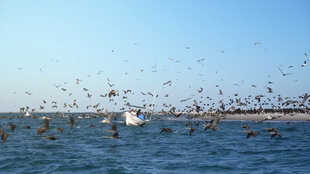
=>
[0,113,310,174]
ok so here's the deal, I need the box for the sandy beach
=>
[196,113,310,121]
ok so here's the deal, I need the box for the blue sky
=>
[0,0,309,112]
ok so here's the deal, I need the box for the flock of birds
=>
[14,48,310,117]
[1,45,309,143]
[0,110,288,143]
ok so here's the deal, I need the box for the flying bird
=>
[278,67,292,77]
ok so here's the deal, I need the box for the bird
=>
[265,128,278,132]
[41,135,57,140]
[266,128,282,139]
[169,110,183,117]
[76,79,81,84]
[244,130,258,139]
[241,125,250,129]
[108,82,115,87]
[24,91,33,95]
[1,131,9,142]
[160,128,173,133]
[188,127,196,136]
[203,115,221,131]
[105,131,120,139]
[180,98,191,102]
[108,90,118,98]
[104,123,117,132]
[53,84,62,88]
[58,128,64,134]
[100,94,107,97]
[266,87,273,93]
[219,90,223,95]
[67,117,75,128]
[269,131,282,139]
[301,61,307,67]
[8,123,16,132]
[278,67,292,77]
[99,112,113,124]
[197,58,205,63]
[253,42,261,46]
[37,127,47,135]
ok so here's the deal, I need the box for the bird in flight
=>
[278,67,292,77]
[301,61,307,67]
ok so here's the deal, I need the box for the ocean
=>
[0,113,310,173]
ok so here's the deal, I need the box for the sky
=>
[0,0,309,112]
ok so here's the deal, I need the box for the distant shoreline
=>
[1,112,309,121]
[195,113,310,121]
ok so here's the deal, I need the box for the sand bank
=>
[197,113,310,121]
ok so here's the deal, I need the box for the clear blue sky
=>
[0,0,309,112]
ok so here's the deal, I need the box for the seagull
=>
[24,91,33,95]
[100,112,113,124]
[197,58,205,65]
[53,84,62,88]
[108,82,115,87]
[301,61,307,67]
[87,93,92,98]
[100,94,107,97]
[278,67,292,77]
[61,88,67,91]
[18,67,23,70]
[267,81,274,84]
